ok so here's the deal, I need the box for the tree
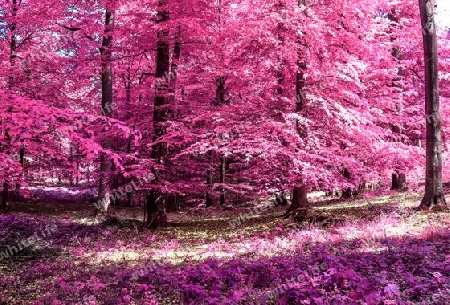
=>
[95,7,116,217]
[417,0,446,209]
[146,0,171,229]
[288,0,309,212]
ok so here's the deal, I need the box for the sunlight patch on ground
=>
[336,211,450,255]
[358,245,389,254]
[39,191,450,273]
[121,209,448,265]
[154,248,237,264]
[86,249,142,263]
[74,217,98,225]
[317,195,394,211]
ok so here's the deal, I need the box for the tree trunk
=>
[146,0,171,228]
[8,0,17,89]
[275,0,286,95]
[418,0,446,209]
[126,186,132,207]
[213,76,230,105]
[275,191,288,206]
[69,146,74,186]
[145,191,167,229]
[1,182,8,212]
[287,1,310,213]
[391,173,406,191]
[95,9,115,218]
[3,1,17,212]
[325,189,337,196]
[166,194,180,212]
[388,9,410,181]
[12,147,24,202]
[220,157,226,206]
[168,24,181,103]
[342,188,354,199]
[341,168,356,199]
[111,169,119,206]
[295,3,308,116]
[288,185,308,212]
[205,169,213,207]
[160,23,182,214]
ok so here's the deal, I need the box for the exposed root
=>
[417,193,447,211]
[286,208,345,228]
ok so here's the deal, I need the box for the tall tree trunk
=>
[205,150,213,207]
[12,147,24,202]
[69,146,74,186]
[145,191,167,229]
[418,0,446,209]
[76,149,80,186]
[1,180,8,212]
[3,0,18,211]
[211,80,229,204]
[161,23,182,213]
[1,182,8,212]
[211,76,229,205]
[275,0,286,95]
[388,8,408,188]
[205,169,213,207]
[288,0,309,212]
[95,9,115,218]
[8,0,17,89]
[169,24,181,103]
[220,156,226,206]
[146,0,170,228]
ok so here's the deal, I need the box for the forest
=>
[0,0,450,304]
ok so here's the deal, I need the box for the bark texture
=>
[95,9,115,218]
[418,0,446,209]
[146,0,171,228]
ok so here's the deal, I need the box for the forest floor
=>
[0,190,449,304]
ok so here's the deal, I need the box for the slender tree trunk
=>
[288,1,309,212]
[12,147,24,202]
[205,169,213,207]
[169,24,181,103]
[418,0,446,209]
[211,75,230,206]
[146,0,170,228]
[1,182,8,212]
[1,181,8,212]
[341,168,356,199]
[211,77,229,205]
[219,157,226,206]
[95,9,115,218]
[145,191,167,229]
[275,0,286,95]
[388,9,408,187]
[76,153,79,186]
[69,146,74,186]
[205,150,213,207]
[2,1,18,211]
[8,0,17,89]
[160,23,182,214]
